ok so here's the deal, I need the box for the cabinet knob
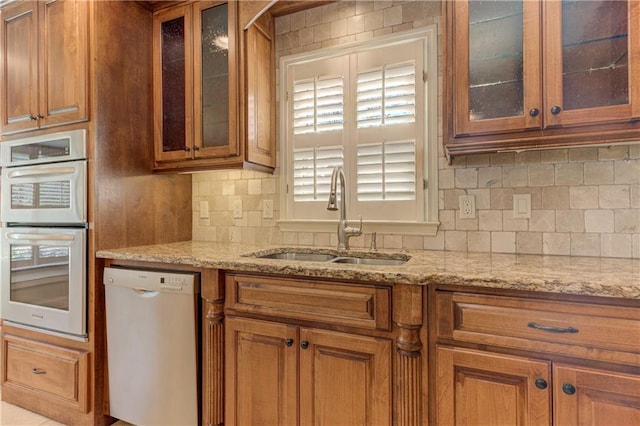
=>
[562,383,576,395]
[32,368,46,375]
[29,115,38,120]
[300,340,309,349]
[285,338,294,347]
[184,147,191,152]
[193,146,200,151]
[550,105,562,115]
[529,108,539,117]
[534,378,548,390]
[36,113,44,119]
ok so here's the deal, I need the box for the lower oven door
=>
[1,227,86,337]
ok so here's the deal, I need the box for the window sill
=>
[277,219,439,236]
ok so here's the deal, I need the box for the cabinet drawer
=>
[2,335,89,412]
[226,274,391,331]
[436,292,640,364]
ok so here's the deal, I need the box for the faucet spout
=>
[327,166,362,249]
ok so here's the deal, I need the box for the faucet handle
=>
[369,232,377,250]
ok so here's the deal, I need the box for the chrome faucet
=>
[327,166,362,249]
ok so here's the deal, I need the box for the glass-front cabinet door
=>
[454,0,542,136]
[451,0,639,140]
[153,1,236,163]
[544,0,639,127]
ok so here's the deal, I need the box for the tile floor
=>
[0,394,132,426]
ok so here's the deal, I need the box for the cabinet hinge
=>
[423,178,428,190]
[423,71,427,82]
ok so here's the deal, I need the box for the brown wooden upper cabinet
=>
[152,1,275,172]
[444,0,640,158]
[0,0,89,136]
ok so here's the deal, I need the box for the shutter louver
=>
[293,76,343,134]
[357,140,415,201]
[357,62,416,128]
[293,146,343,201]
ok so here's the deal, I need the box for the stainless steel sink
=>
[247,249,409,265]
[257,252,336,262]
[329,256,407,266]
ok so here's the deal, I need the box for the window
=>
[279,27,439,235]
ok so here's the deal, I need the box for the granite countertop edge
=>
[96,241,640,300]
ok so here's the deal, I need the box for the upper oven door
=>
[1,160,87,225]
[0,129,86,168]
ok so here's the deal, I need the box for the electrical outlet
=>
[459,195,476,219]
[233,199,243,219]
[263,199,274,219]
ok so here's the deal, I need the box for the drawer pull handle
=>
[32,368,46,375]
[527,322,579,334]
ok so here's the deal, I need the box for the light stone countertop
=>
[96,241,640,299]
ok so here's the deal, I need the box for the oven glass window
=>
[11,181,71,209]
[10,139,71,162]
[9,243,70,311]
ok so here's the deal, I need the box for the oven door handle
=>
[7,166,77,179]
[6,232,76,242]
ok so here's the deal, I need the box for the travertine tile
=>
[491,232,516,253]
[555,163,583,186]
[445,230,467,251]
[569,186,598,209]
[402,235,424,250]
[290,10,306,30]
[468,188,491,210]
[541,186,570,209]
[467,231,490,252]
[502,165,528,187]
[364,10,384,31]
[516,232,542,254]
[633,234,640,258]
[515,151,541,164]
[528,164,555,186]
[556,210,584,232]
[439,169,455,189]
[599,185,630,208]
[614,159,640,184]
[313,22,332,43]
[424,231,445,250]
[601,234,632,258]
[439,209,456,230]
[479,210,502,231]
[529,210,555,232]
[330,18,348,38]
[599,145,629,161]
[490,188,514,210]
[383,5,403,26]
[543,232,571,255]
[478,167,502,188]
[541,149,568,163]
[615,209,640,233]
[584,161,614,185]
[275,14,291,34]
[631,185,640,208]
[571,233,601,256]
[347,14,365,34]
[455,167,478,188]
[584,210,614,233]
[502,211,528,232]
[569,147,598,162]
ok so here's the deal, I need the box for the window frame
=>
[278,26,439,236]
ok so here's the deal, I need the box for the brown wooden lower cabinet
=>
[433,289,640,426]
[225,316,392,426]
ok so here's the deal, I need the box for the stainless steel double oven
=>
[1,129,87,339]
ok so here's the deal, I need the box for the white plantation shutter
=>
[293,146,343,201]
[283,29,437,225]
[293,76,343,134]
[357,141,415,201]
[357,62,415,128]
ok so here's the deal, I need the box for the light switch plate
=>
[233,199,243,218]
[263,199,274,219]
[199,201,209,219]
[513,194,531,219]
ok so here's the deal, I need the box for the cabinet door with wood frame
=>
[0,0,88,135]
[444,0,640,157]
[436,346,552,426]
[224,316,298,426]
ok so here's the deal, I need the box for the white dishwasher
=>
[104,267,200,426]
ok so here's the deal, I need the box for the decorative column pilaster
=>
[201,270,224,426]
[393,284,424,426]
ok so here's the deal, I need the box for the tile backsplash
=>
[192,1,639,258]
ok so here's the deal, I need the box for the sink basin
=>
[330,256,407,266]
[247,249,410,266]
[254,251,337,262]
